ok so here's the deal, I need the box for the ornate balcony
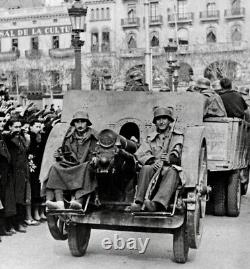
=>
[224,8,245,19]
[25,49,42,59]
[149,15,163,26]
[168,13,194,25]
[49,48,74,58]
[0,49,20,62]
[200,10,220,22]
[121,17,140,28]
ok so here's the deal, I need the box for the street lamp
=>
[68,0,87,90]
[164,40,179,92]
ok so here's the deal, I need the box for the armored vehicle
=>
[40,90,248,263]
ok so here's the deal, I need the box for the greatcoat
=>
[46,126,99,199]
[5,133,29,206]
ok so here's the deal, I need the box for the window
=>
[178,28,189,45]
[206,27,216,43]
[91,32,99,52]
[96,8,99,20]
[232,0,241,10]
[91,9,94,20]
[232,0,241,15]
[101,8,105,20]
[150,31,159,47]
[207,1,216,16]
[52,36,59,49]
[102,32,110,52]
[106,7,110,19]
[127,33,137,49]
[128,4,136,22]
[150,2,158,20]
[12,38,18,51]
[31,37,39,50]
[231,24,242,42]
[177,0,187,18]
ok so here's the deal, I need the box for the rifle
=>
[142,117,178,206]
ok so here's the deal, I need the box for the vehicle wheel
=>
[173,220,189,264]
[47,215,68,241]
[227,171,241,217]
[187,200,203,249]
[213,179,226,216]
[68,223,91,257]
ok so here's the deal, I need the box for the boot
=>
[46,201,65,210]
[69,198,83,210]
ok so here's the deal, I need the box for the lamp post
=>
[68,0,87,90]
[164,41,179,92]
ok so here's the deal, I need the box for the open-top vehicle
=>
[40,89,249,263]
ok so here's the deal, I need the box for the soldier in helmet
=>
[124,70,149,91]
[127,107,183,212]
[45,111,99,210]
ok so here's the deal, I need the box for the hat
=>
[70,111,92,126]
[153,107,174,123]
[195,77,211,90]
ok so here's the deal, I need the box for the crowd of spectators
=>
[0,90,61,242]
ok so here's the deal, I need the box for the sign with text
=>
[0,25,72,38]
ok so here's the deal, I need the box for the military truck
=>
[40,90,248,263]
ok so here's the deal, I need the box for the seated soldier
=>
[192,77,227,118]
[127,107,183,212]
[45,111,99,210]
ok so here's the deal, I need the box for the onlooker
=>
[5,117,29,233]
[29,119,45,222]
[218,77,248,119]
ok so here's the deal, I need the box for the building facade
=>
[0,0,249,106]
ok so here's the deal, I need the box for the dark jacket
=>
[218,90,248,118]
[5,133,29,205]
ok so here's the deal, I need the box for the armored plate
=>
[62,90,206,141]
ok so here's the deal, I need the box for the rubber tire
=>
[187,201,203,249]
[68,223,91,257]
[213,179,226,216]
[227,171,241,217]
[173,221,189,264]
[47,215,68,241]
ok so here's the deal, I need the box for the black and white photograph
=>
[0,0,250,268]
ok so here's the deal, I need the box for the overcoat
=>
[46,127,99,197]
[0,133,16,216]
[5,133,29,205]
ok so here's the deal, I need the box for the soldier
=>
[124,70,149,91]
[127,107,183,212]
[45,111,99,210]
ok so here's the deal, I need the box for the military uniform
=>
[135,128,183,210]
